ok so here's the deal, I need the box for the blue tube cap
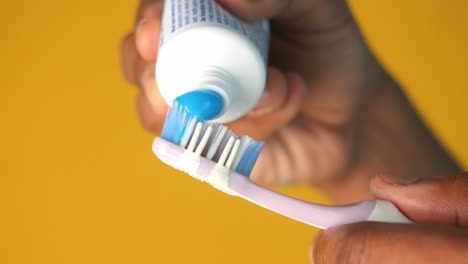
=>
[175,90,224,120]
[161,90,225,144]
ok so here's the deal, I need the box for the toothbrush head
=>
[154,121,264,195]
[160,103,264,177]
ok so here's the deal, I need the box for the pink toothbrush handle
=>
[153,137,413,229]
[228,173,412,229]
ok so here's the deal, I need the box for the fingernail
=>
[377,174,420,185]
[371,175,421,199]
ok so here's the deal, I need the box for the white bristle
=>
[218,136,235,166]
[195,126,212,155]
[225,139,240,169]
[180,119,196,148]
[186,122,203,152]
[206,125,227,160]
[231,136,249,170]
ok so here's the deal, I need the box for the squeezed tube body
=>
[156,0,270,123]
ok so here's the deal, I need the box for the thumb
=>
[370,173,468,227]
[311,222,468,264]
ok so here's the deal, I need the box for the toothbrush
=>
[153,121,412,229]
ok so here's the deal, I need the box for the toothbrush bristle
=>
[205,126,226,160]
[218,136,235,166]
[235,137,264,176]
[186,122,202,152]
[161,104,263,176]
[184,122,263,176]
[195,126,212,155]
[225,139,240,169]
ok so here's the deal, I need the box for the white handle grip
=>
[367,200,413,224]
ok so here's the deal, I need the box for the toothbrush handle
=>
[366,200,413,224]
[228,173,413,228]
[152,138,413,228]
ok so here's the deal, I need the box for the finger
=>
[135,1,162,62]
[217,0,352,33]
[370,173,468,227]
[122,29,167,134]
[248,67,288,117]
[227,71,306,140]
[135,0,161,24]
[311,222,468,264]
[216,0,288,21]
[249,132,295,185]
[240,72,307,185]
[120,33,147,87]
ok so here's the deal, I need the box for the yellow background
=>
[2,0,467,263]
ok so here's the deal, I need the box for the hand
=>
[121,0,459,202]
[310,174,468,263]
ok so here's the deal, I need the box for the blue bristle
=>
[160,92,264,177]
[161,100,196,145]
[235,140,264,176]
